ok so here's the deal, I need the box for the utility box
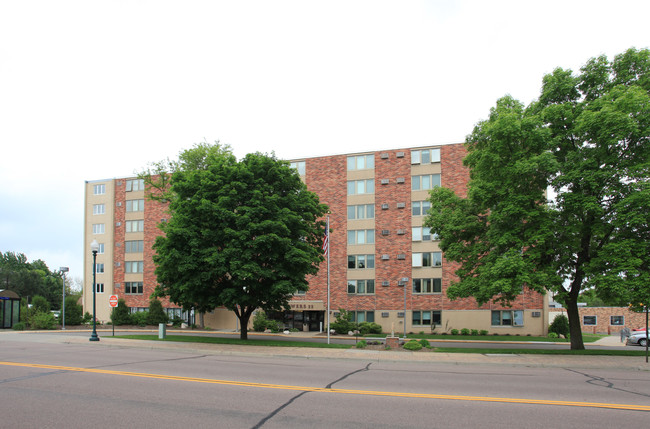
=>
[158,323,166,339]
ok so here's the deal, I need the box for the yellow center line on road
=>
[2,361,649,412]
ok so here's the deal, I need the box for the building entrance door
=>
[305,311,324,332]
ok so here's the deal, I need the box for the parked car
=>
[626,331,649,347]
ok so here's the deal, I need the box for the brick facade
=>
[551,307,647,335]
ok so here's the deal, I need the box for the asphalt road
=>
[1,332,649,428]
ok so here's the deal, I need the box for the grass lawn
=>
[114,334,649,356]
[379,333,604,343]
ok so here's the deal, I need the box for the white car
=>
[626,331,649,347]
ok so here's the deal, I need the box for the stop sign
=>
[109,295,119,307]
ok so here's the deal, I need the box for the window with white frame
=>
[125,281,143,294]
[348,204,375,220]
[412,278,442,294]
[92,223,105,234]
[126,220,144,233]
[347,279,375,294]
[93,184,105,195]
[351,311,375,323]
[126,199,145,212]
[348,229,375,245]
[411,148,441,165]
[290,161,306,176]
[412,252,442,267]
[610,315,624,326]
[492,310,524,326]
[347,154,374,171]
[347,179,374,195]
[125,261,144,273]
[583,315,597,325]
[126,179,145,192]
[95,283,104,293]
[412,174,441,191]
[98,243,105,254]
[412,310,441,326]
[412,226,438,241]
[96,263,104,273]
[125,240,144,253]
[412,200,431,216]
[93,204,105,215]
[348,254,375,269]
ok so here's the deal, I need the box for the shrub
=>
[266,319,281,333]
[403,340,423,351]
[253,312,269,332]
[479,330,489,336]
[146,298,169,325]
[111,299,132,325]
[131,311,149,327]
[450,329,459,335]
[29,312,57,330]
[83,312,92,324]
[12,322,26,331]
[64,296,84,325]
[418,339,430,348]
[29,295,50,319]
[460,328,470,336]
[549,315,570,337]
[171,316,184,327]
[471,329,479,336]
[331,309,356,334]
[356,340,367,348]
[358,321,382,335]
[548,332,559,339]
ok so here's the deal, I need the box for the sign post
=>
[109,295,118,336]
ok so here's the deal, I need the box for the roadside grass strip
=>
[2,361,649,412]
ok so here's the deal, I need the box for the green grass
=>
[372,333,604,343]
[116,334,352,349]
[433,347,648,356]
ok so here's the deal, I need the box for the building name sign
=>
[289,301,325,311]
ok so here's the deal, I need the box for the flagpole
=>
[326,215,330,345]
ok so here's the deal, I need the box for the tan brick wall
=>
[551,307,647,335]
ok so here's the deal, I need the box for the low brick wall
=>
[550,307,647,335]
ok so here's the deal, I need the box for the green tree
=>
[63,296,83,325]
[110,298,132,326]
[146,298,169,325]
[427,48,650,350]
[152,147,328,339]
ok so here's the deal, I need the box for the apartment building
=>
[83,143,547,334]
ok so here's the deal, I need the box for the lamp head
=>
[90,239,99,253]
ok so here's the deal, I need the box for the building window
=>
[126,199,145,212]
[125,240,144,253]
[96,263,104,273]
[97,243,105,254]
[125,281,143,295]
[492,310,524,326]
[93,204,105,215]
[411,148,440,165]
[351,311,375,323]
[412,310,441,326]
[412,200,431,216]
[125,261,144,273]
[412,226,438,241]
[412,174,441,191]
[348,254,375,269]
[347,154,374,171]
[347,279,375,295]
[583,315,597,325]
[290,161,306,176]
[610,316,624,326]
[92,223,105,234]
[95,283,104,293]
[126,220,144,233]
[93,184,105,195]
[126,179,145,192]
[348,229,375,245]
[412,252,442,267]
[293,290,306,296]
[412,278,442,294]
[347,179,375,195]
[348,204,375,220]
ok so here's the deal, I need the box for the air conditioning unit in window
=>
[397,229,405,235]
[381,203,389,210]
[396,152,405,158]
[381,254,390,260]
[380,153,389,159]
[115,262,121,267]
[116,222,121,226]
[381,281,390,287]
[381,179,389,185]
[396,202,406,209]
[116,202,122,206]
[397,312,405,318]
[532,311,541,318]
[396,177,405,184]
[381,230,390,236]
[397,254,406,260]
[381,312,389,318]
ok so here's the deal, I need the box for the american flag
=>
[322,229,329,254]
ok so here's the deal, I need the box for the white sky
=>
[1,0,649,282]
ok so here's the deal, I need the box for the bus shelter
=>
[0,290,21,329]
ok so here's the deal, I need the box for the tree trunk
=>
[238,309,253,340]
[565,296,585,350]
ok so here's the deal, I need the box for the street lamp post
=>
[90,240,100,342]
[59,267,69,330]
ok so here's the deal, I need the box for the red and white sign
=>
[109,295,119,307]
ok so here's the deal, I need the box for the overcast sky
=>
[1,0,649,282]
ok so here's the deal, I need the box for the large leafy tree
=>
[152,148,328,339]
[427,48,650,350]
[0,251,65,310]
